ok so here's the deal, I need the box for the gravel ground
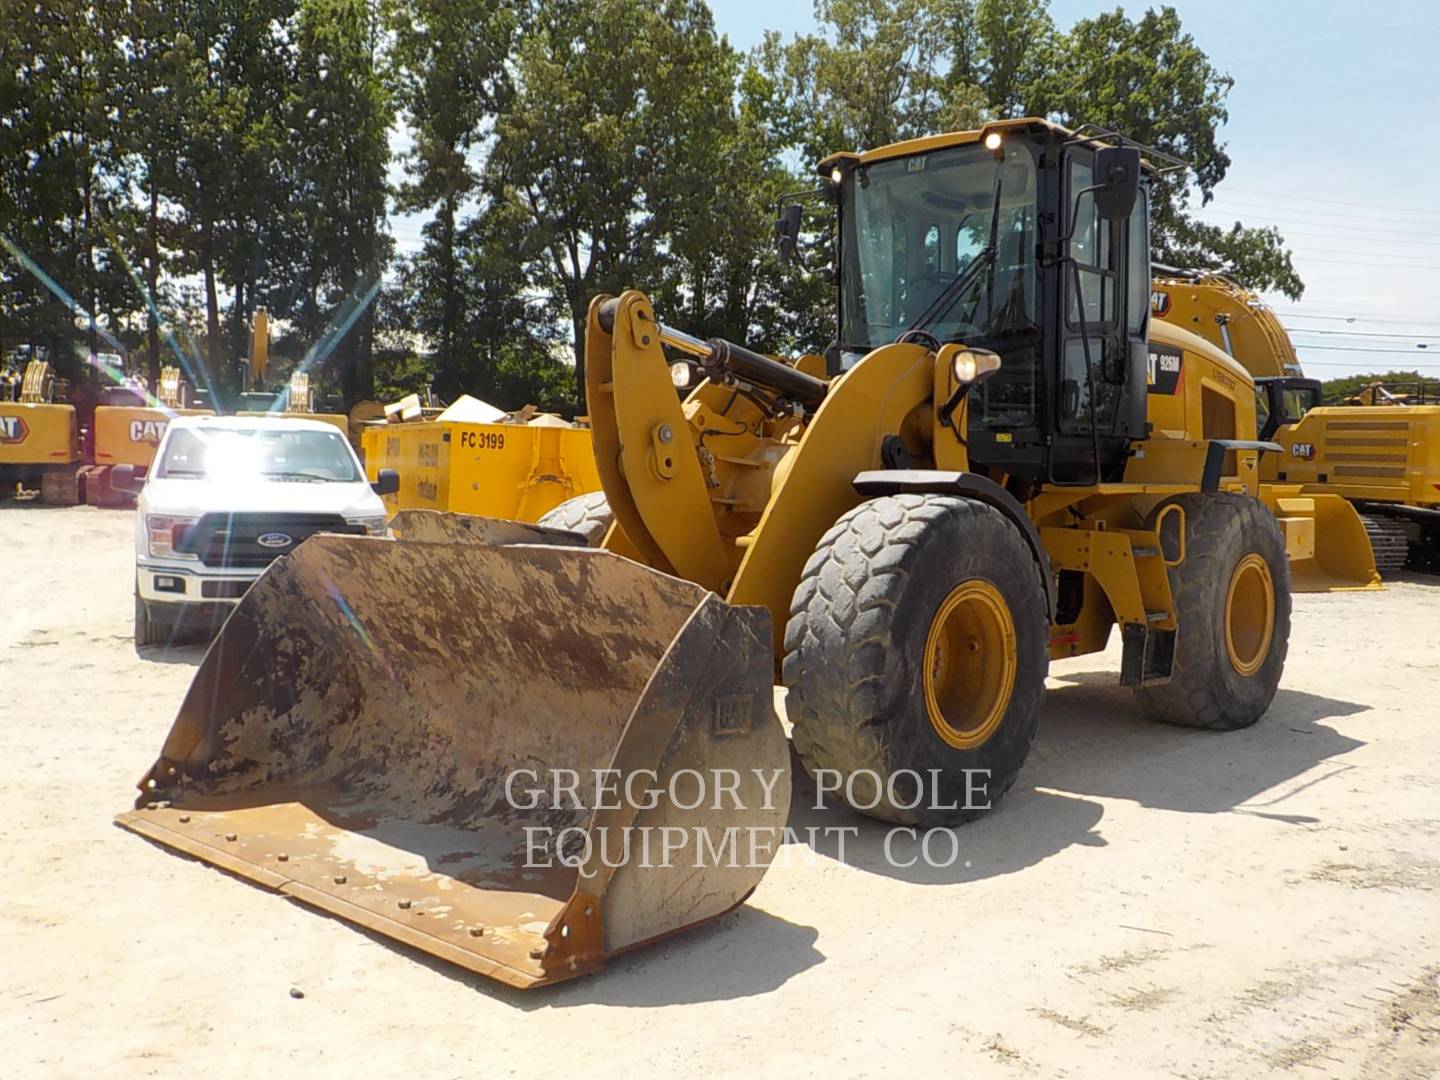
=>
[3,504,1437,1078]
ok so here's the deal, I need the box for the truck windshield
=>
[158,427,361,482]
[840,142,1039,354]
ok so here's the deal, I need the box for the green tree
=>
[290,0,394,403]
[946,3,1304,297]
[386,0,517,391]
[488,0,744,401]
[754,0,983,164]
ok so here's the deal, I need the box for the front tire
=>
[536,491,612,547]
[782,494,1050,826]
[1135,493,1290,729]
[134,582,167,647]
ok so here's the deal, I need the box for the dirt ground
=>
[3,503,1438,1079]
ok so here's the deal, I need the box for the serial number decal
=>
[460,430,505,450]
[1146,345,1183,395]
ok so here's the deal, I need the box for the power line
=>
[1192,207,1440,241]
[1199,197,1440,227]
[1282,326,1440,341]
[1277,309,1440,328]
[1218,186,1440,218]
[1300,359,1440,370]
[1295,343,1437,354]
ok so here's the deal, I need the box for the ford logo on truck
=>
[257,532,293,549]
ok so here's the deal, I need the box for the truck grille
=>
[178,512,365,568]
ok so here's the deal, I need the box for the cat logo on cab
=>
[1292,442,1316,461]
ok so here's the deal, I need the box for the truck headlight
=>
[146,514,199,558]
[345,514,388,536]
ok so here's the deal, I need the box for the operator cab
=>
[816,120,1176,486]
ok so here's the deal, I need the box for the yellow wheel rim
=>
[1224,553,1275,677]
[922,580,1017,750]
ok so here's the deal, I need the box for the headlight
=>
[951,348,1003,386]
[145,514,198,558]
[345,514,388,536]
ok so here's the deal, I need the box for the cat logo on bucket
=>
[0,415,29,443]
[1151,289,1172,318]
[129,419,168,444]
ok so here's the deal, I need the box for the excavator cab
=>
[1256,376,1323,441]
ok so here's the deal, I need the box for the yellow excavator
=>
[119,119,1374,989]
[1153,269,1440,571]
[0,358,81,502]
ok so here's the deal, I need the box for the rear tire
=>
[537,492,612,547]
[782,494,1049,826]
[1135,493,1290,730]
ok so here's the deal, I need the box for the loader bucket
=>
[1263,489,1381,592]
[116,530,790,989]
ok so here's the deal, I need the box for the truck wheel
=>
[537,492,612,547]
[1135,493,1290,729]
[134,582,165,647]
[782,494,1049,826]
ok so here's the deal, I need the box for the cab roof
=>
[818,118,1177,175]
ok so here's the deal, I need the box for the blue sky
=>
[708,0,1440,378]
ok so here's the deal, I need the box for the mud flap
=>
[116,526,790,989]
[1262,489,1381,592]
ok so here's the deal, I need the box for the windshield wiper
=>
[897,166,1005,344]
[262,470,334,482]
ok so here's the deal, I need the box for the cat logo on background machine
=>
[0,414,30,443]
[128,419,168,444]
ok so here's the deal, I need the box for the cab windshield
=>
[839,142,1039,354]
[158,427,361,482]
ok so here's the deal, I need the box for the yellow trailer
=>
[360,412,601,522]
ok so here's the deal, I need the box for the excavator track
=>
[1360,513,1410,574]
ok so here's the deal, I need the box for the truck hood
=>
[140,477,385,520]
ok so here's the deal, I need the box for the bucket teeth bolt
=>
[277,853,289,862]
[178,815,191,824]
[398,899,412,909]
[528,947,548,961]
[469,927,485,937]
[224,833,237,842]
[334,875,347,885]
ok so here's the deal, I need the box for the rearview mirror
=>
[1094,146,1142,220]
[774,203,802,264]
[372,468,399,496]
[111,463,144,494]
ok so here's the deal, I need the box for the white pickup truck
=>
[117,415,397,645]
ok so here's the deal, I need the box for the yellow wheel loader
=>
[120,120,1345,988]
[1154,269,1440,572]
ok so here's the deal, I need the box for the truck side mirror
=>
[111,463,144,494]
[371,468,399,496]
[774,203,802,264]
[1094,146,1142,220]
